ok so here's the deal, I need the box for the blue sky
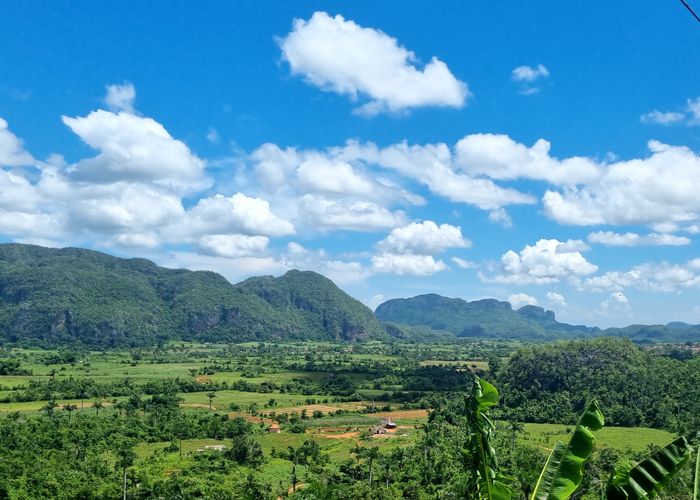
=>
[1,1,700,326]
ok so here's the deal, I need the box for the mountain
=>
[0,244,384,346]
[375,293,700,342]
[375,294,598,340]
[237,270,385,341]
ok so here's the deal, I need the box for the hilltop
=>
[0,244,384,346]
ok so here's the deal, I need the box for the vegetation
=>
[0,244,385,347]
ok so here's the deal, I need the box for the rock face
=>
[0,244,385,346]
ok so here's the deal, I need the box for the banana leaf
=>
[694,444,699,500]
[530,400,604,500]
[606,436,693,499]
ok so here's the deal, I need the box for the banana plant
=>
[694,443,699,500]
[606,436,693,499]
[530,399,605,500]
[464,376,512,500]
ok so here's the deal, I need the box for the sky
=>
[1,1,700,327]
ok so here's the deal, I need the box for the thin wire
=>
[680,0,700,24]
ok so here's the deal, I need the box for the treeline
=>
[495,338,700,432]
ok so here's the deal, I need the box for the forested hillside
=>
[376,293,700,342]
[0,244,384,346]
[375,294,597,339]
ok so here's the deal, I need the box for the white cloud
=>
[112,232,159,249]
[543,141,700,227]
[512,64,549,83]
[0,118,34,167]
[279,11,468,115]
[296,156,375,197]
[368,141,535,209]
[455,134,600,185]
[452,257,478,269]
[640,110,685,125]
[546,291,567,308]
[584,260,700,293]
[587,231,691,246]
[377,221,470,255]
[178,193,295,238]
[511,64,549,94]
[508,292,538,308]
[488,208,513,228]
[599,291,631,315]
[198,234,269,258]
[487,238,598,284]
[62,110,209,192]
[104,82,136,113]
[686,97,700,124]
[372,252,447,276]
[298,194,406,231]
[206,127,220,144]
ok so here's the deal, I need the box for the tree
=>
[41,399,58,418]
[93,400,104,416]
[353,445,381,487]
[207,392,217,411]
[114,440,136,500]
[62,404,78,425]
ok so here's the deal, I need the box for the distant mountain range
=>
[0,243,697,346]
[375,294,700,343]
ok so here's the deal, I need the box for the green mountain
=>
[237,270,385,341]
[0,244,384,346]
[375,293,700,342]
[375,294,597,339]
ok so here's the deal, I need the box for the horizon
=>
[2,2,700,327]
[2,240,694,330]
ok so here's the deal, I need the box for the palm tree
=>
[115,442,135,500]
[63,404,77,424]
[93,400,104,416]
[41,399,58,418]
[207,392,217,411]
[353,445,381,487]
[78,388,87,411]
[287,446,302,492]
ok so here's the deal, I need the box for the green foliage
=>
[0,244,385,346]
[530,400,604,500]
[375,294,595,339]
[606,436,694,499]
[498,338,700,431]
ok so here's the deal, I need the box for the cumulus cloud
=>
[546,291,567,308]
[452,257,478,269]
[0,118,34,167]
[488,208,513,228]
[377,221,470,255]
[298,194,406,231]
[197,234,269,258]
[512,64,549,83]
[640,97,700,126]
[508,292,538,308]
[366,141,535,209]
[62,110,209,192]
[177,193,295,239]
[599,291,631,315]
[279,12,468,115]
[587,231,691,247]
[486,239,598,284]
[104,82,136,113]
[455,134,600,185]
[372,253,447,276]
[511,64,549,94]
[543,141,700,227]
[583,259,700,293]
